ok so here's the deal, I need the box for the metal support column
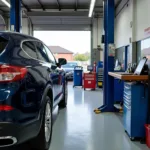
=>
[91,24,93,65]
[125,46,128,71]
[94,0,119,113]
[10,0,21,32]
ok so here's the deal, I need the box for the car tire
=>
[59,82,68,108]
[30,96,52,150]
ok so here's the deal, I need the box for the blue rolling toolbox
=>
[123,82,148,140]
[73,66,83,87]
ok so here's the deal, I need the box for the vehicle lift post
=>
[10,0,21,32]
[94,0,120,113]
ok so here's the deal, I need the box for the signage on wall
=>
[108,44,115,57]
[144,27,150,37]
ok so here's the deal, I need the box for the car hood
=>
[62,68,74,72]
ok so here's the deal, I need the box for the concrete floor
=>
[50,82,149,150]
[4,82,150,150]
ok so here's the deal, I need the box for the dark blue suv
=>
[0,32,68,149]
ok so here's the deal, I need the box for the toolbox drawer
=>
[124,100,131,108]
[123,92,131,101]
[124,91,131,97]
[124,85,131,95]
[124,98,131,105]
[124,95,131,102]
[124,104,131,135]
[124,83,131,89]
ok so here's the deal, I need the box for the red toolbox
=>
[83,72,96,90]
[145,124,150,148]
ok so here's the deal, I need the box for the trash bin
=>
[73,66,83,87]
[145,124,150,148]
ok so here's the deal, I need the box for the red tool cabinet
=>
[83,72,96,90]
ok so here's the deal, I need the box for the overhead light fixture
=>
[88,0,96,17]
[1,0,10,8]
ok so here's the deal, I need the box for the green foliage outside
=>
[74,53,90,61]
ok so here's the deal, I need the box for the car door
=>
[43,44,64,100]
[35,42,58,102]
[20,40,41,118]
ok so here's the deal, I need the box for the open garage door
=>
[33,17,91,31]
[21,0,102,31]
[34,30,91,70]
[29,13,92,31]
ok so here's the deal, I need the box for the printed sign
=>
[144,27,150,37]
[108,44,115,56]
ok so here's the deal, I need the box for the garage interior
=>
[0,0,150,150]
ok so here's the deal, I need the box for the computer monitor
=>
[115,59,119,67]
[134,57,147,75]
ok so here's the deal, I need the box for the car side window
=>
[36,42,50,63]
[44,45,56,64]
[22,41,38,59]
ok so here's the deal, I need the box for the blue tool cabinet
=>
[123,82,148,140]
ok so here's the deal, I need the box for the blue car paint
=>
[0,32,66,144]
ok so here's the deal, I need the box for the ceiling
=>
[0,0,122,31]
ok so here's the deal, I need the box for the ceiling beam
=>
[21,0,31,12]
[37,0,45,11]
[56,0,61,11]
[27,11,89,17]
[75,0,78,11]
[33,24,91,31]
[18,5,89,10]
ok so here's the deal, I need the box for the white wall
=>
[22,18,33,35]
[6,17,33,35]
[93,18,103,48]
[92,18,104,61]
[115,0,133,48]
[134,0,150,41]
[115,0,150,48]
[22,18,28,34]
[0,15,6,31]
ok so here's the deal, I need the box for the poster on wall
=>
[141,38,150,60]
[108,44,115,56]
[144,27,150,37]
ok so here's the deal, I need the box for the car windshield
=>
[62,62,78,68]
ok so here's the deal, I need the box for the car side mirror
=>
[58,58,67,66]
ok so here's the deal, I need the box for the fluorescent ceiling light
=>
[1,0,10,8]
[88,0,96,17]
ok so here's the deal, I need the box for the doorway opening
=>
[34,31,91,70]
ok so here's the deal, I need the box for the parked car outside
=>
[0,32,68,150]
[61,61,78,80]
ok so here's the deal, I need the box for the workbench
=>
[109,72,149,140]
[108,72,148,81]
